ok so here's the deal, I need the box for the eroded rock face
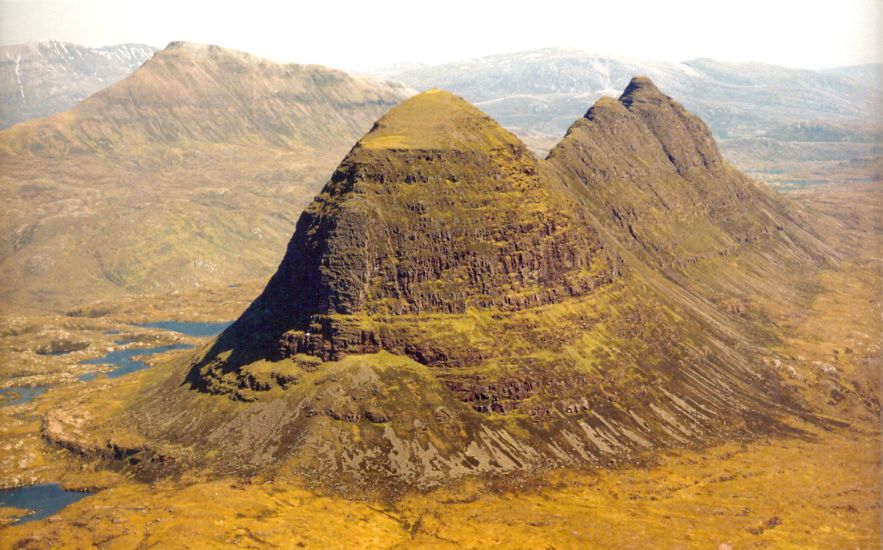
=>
[68,79,842,494]
[189,90,617,382]
[618,76,723,175]
[548,78,832,273]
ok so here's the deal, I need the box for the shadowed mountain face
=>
[0,41,157,129]
[67,78,846,494]
[0,42,413,309]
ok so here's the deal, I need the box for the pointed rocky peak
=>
[618,76,668,107]
[357,89,524,152]
[547,93,676,182]
[617,76,723,174]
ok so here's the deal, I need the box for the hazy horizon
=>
[1,0,881,72]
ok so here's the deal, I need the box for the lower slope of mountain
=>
[0,42,413,310]
[43,79,874,496]
[0,41,157,128]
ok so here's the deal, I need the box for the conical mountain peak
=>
[556,75,724,175]
[192,89,612,378]
[618,76,667,107]
[357,89,523,151]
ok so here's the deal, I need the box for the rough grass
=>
[1,423,877,549]
[360,90,523,152]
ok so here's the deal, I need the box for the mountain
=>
[49,79,870,496]
[0,42,413,310]
[375,48,882,152]
[823,63,883,89]
[0,41,157,128]
[760,120,883,143]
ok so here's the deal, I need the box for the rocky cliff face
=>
[67,79,842,495]
[191,90,617,381]
[0,41,156,129]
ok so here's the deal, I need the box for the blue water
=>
[137,320,233,338]
[0,386,47,407]
[0,484,89,524]
[78,321,228,381]
[79,343,194,381]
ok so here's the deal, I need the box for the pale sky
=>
[1,0,881,71]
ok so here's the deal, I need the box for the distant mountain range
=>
[373,48,883,143]
[823,63,883,89]
[0,41,157,128]
[0,42,413,309]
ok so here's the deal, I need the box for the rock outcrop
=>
[190,90,617,380]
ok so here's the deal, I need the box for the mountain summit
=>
[617,76,723,174]
[59,78,840,494]
[358,89,524,151]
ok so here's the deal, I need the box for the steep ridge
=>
[0,42,413,309]
[0,41,156,129]
[377,49,883,188]
[549,77,835,312]
[54,80,847,495]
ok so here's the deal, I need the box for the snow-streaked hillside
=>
[0,41,157,128]
[375,48,882,141]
